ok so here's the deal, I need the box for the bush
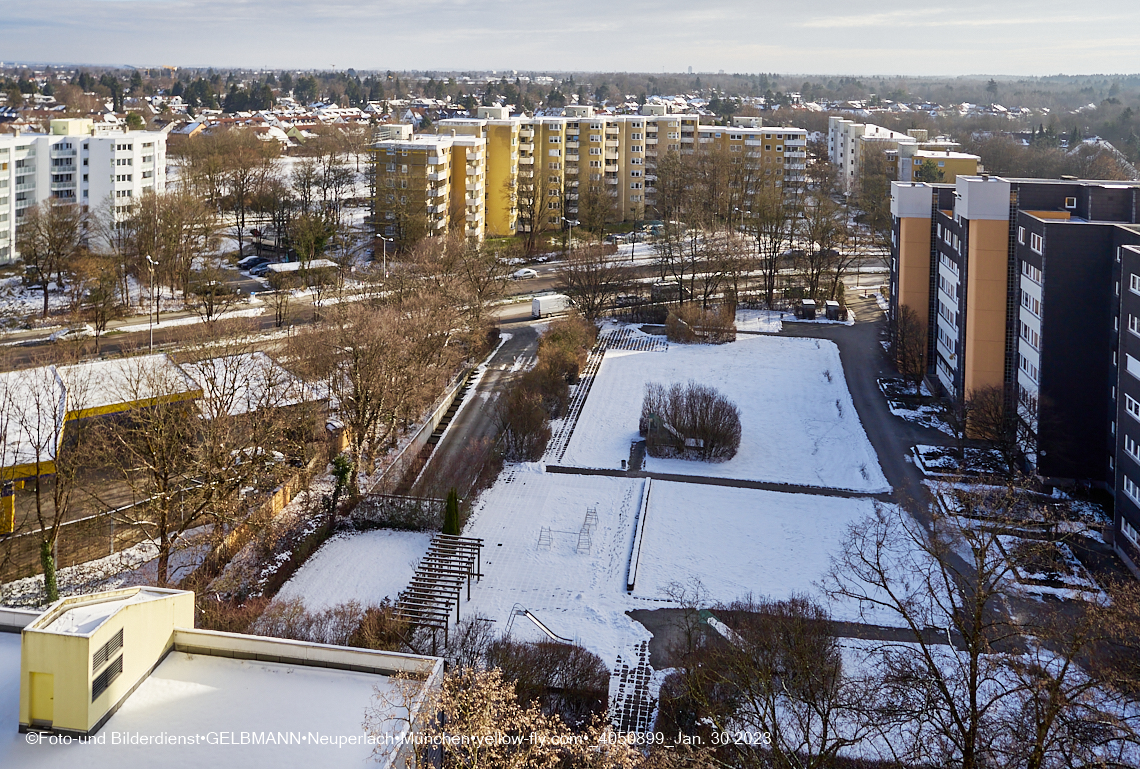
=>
[485,639,610,728]
[640,380,742,462]
[665,304,736,344]
[250,598,366,646]
[349,600,413,652]
[499,382,552,461]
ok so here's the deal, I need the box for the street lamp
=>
[145,254,157,352]
[378,235,394,276]
[562,218,579,257]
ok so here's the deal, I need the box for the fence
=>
[352,493,449,532]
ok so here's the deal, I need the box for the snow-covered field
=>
[274,529,432,611]
[559,335,890,493]
[462,469,651,667]
[632,481,888,623]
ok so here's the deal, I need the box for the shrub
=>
[499,383,552,461]
[250,598,366,646]
[485,639,610,728]
[640,380,742,461]
[665,304,736,344]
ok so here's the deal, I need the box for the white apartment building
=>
[0,119,168,264]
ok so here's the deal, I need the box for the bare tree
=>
[557,245,629,320]
[968,385,1023,475]
[893,304,928,394]
[15,200,88,318]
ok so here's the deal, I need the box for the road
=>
[411,314,544,498]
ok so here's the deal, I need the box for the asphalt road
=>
[411,315,543,498]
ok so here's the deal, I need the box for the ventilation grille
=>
[92,654,122,702]
[92,628,123,672]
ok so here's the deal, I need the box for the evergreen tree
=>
[443,487,460,535]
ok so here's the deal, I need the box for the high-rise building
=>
[0,119,168,264]
[372,106,807,242]
[829,116,978,194]
[889,175,1140,575]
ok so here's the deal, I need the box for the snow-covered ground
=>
[632,480,898,625]
[274,529,432,611]
[734,308,783,333]
[1,527,212,609]
[559,335,890,493]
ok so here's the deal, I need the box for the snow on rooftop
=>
[56,354,199,415]
[1,642,409,767]
[0,366,67,470]
[39,588,170,635]
[557,334,889,493]
[181,352,312,417]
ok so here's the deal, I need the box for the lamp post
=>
[562,218,579,257]
[379,235,393,276]
[145,254,157,352]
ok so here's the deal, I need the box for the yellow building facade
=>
[375,107,807,242]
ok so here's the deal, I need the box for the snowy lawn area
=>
[274,529,432,611]
[734,308,783,333]
[560,334,889,493]
[462,468,652,668]
[631,480,904,627]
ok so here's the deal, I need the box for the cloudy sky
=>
[2,0,1137,76]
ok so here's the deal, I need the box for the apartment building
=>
[888,175,1140,574]
[0,118,168,264]
[829,115,978,194]
[372,132,487,242]
[390,105,806,240]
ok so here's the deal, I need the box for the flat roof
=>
[39,588,169,636]
[0,636,413,767]
[57,354,200,416]
[181,352,314,416]
[0,367,67,470]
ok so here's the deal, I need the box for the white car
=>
[48,324,95,343]
[511,268,539,280]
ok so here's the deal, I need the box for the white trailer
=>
[532,294,570,319]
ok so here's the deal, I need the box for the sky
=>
[1,0,1138,77]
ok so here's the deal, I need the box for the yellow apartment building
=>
[372,133,487,244]
[377,106,808,242]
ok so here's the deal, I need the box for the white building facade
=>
[0,119,167,264]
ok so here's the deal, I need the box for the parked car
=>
[249,263,273,277]
[48,324,95,343]
[511,268,539,280]
[238,255,268,270]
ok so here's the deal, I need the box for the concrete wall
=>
[964,219,1011,396]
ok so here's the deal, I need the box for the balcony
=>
[426,187,446,198]
[565,154,579,162]
[466,164,479,176]
[605,140,619,149]
[466,212,481,222]
[519,142,534,152]
[565,142,579,150]
[466,196,480,207]
[519,156,534,165]
[426,171,447,181]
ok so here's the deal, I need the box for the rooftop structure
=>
[1,588,441,767]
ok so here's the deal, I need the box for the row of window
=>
[1021,261,1042,284]
[1018,352,1040,383]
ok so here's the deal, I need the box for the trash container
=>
[825,300,841,321]
[800,299,817,320]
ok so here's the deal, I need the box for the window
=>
[1030,232,1043,254]
[589,160,602,168]
[1125,475,1140,507]
[1019,353,1039,382]
[940,252,959,275]
[1021,291,1041,317]
[1064,196,1077,209]
[630,146,642,153]
[1126,434,1140,465]
[1126,394,1140,422]
[1131,273,1140,296]
[1123,519,1140,548]
[1022,261,1042,284]
[1130,315,1140,337]
[631,133,642,140]
[630,182,642,189]
[938,326,956,354]
[1020,321,1040,349]
[938,300,957,327]
[1018,226,1025,244]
